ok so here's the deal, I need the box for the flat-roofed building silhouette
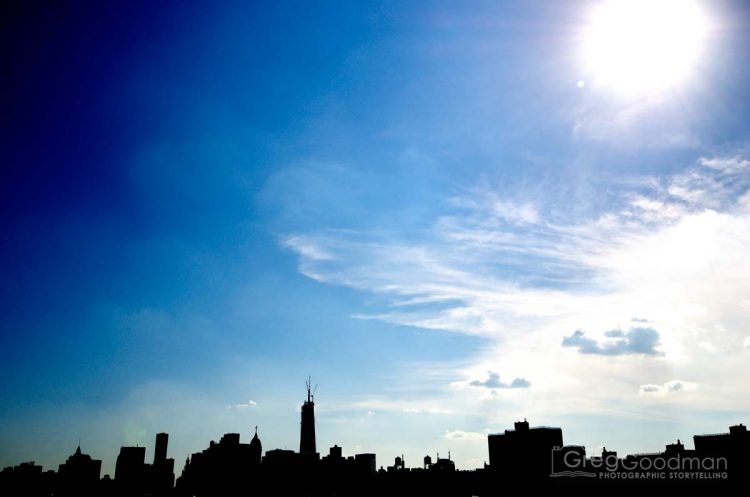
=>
[487,419,563,481]
[115,446,146,493]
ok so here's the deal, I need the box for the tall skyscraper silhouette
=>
[154,433,168,464]
[299,377,317,454]
[152,432,175,493]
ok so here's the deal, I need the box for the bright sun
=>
[582,0,708,96]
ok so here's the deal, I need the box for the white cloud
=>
[666,184,707,205]
[561,327,662,356]
[443,430,485,441]
[628,195,686,222]
[228,400,257,410]
[744,336,750,349]
[467,371,531,389]
[699,156,750,173]
[281,235,335,262]
[639,381,697,395]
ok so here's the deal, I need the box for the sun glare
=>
[582,0,708,96]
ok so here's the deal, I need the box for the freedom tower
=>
[300,377,317,454]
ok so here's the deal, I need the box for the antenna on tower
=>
[306,376,312,402]
[313,383,318,401]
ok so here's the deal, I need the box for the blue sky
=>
[2,0,750,474]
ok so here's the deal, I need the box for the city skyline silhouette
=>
[3,1,750,494]
[2,380,748,495]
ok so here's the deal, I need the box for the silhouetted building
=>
[694,423,749,454]
[10,461,43,478]
[176,429,263,496]
[249,426,262,465]
[431,452,456,472]
[57,445,101,496]
[487,419,563,481]
[300,378,317,455]
[552,445,586,475]
[694,423,749,482]
[154,433,168,464]
[115,446,146,492]
[0,461,52,496]
[263,448,297,467]
[355,453,377,473]
[109,434,175,495]
[150,433,175,494]
[329,445,343,460]
[665,439,685,454]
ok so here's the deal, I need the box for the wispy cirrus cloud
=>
[282,153,750,418]
[282,235,336,262]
